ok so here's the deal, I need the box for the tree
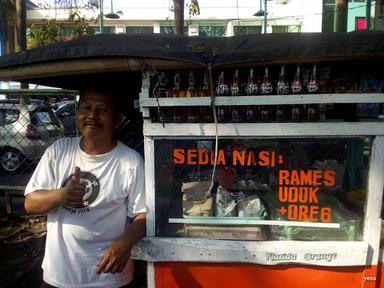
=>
[0,0,16,54]
[68,10,98,39]
[27,1,98,48]
[16,0,29,93]
[335,0,348,32]
[27,19,64,48]
[173,0,200,35]
[173,0,184,35]
[16,0,26,52]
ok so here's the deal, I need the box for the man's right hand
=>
[62,166,86,207]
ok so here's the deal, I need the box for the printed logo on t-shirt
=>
[62,171,100,214]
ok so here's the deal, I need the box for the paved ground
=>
[0,200,45,288]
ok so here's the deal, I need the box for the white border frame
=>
[133,237,368,266]
[144,122,384,137]
[363,137,384,265]
[135,134,382,267]
[140,93,384,107]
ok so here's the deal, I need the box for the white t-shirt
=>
[25,137,145,288]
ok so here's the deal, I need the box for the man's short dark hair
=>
[79,87,123,116]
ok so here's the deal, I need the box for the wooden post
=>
[4,191,12,214]
[1,186,26,215]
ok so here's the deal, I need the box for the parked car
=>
[0,102,64,173]
[52,101,78,136]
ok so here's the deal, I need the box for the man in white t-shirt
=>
[24,88,146,288]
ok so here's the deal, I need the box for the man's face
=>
[76,91,120,141]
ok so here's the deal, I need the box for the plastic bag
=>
[215,186,237,217]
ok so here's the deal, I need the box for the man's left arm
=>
[96,212,146,274]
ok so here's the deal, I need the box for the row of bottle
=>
[221,104,320,122]
[152,64,320,99]
[152,65,320,122]
[216,65,319,96]
[152,104,320,123]
[217,64,320,121]
[155,70,211,99]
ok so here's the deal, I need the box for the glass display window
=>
[154,137,372,241]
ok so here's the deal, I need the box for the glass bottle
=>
[186,71,199,122]
[216,71,229,122]
[172,72,185,123]
[156,72,168,98]
[245,68,258,122]
[230,69,245,122]
[260,67,273,122]
[201,70,214,122]
[290,65,304,121]
[156,72,169,122]
[276,66,289,122]
[306,64,320,121]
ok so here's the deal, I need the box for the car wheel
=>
[0,148,22,173]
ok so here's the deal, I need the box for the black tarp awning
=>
[0,31,383,90]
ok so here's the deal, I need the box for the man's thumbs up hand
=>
[62,166,86,207]
[73,166,81,183]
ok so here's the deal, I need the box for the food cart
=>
[0,32,384,288]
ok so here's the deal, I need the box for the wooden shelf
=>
[143,121,384,137]
[140,93,384,107]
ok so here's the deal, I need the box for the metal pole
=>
[264,0,267,33]
[366,0,371,30]
[100,0,104,33]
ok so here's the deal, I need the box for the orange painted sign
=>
[279,170,336,186]
[173,148,337,224]
[172,149,283,167]
[277,169,335,222]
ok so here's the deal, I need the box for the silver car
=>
[52,100,79,136]
[0,102,64,173]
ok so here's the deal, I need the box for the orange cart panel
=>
[154,262,372,288]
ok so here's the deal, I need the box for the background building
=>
[27,0,323,38]
[0,0,379,55]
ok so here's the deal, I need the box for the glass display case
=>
[136,59,384,287]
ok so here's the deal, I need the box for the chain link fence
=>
[0,90,77,187]
[0,89,144,189]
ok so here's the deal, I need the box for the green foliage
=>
[188,0,200,17]
[68,11,96,39]
[27,3,98,48]
[27,19,64,48]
